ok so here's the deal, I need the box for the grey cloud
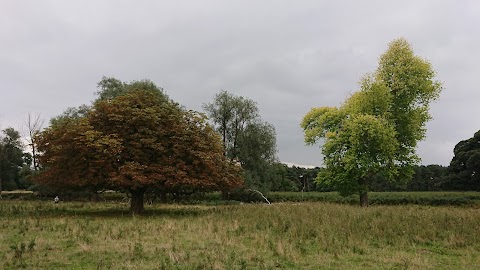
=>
[1,0,479,167]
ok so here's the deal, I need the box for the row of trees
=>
[0,85,299,203]
[1,38,478,210]
[0,120,477,205]
[272,162,475,193]
[0,135,475,194]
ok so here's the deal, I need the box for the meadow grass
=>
[267,191,480,206]
[0,199,479,269]
[4,190,480,206]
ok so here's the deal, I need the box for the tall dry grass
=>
[0,200,479,269]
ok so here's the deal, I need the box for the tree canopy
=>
[203,90,278,191]
[0,128,29,192]
[445,130,480,190]
[301,38,442,206]
[35,78,243,213]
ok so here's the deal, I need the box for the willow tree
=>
[36,78,243,214]
[203,90,278,191]
[301,38,442,206]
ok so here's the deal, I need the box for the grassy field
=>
[4,190,480,206]
[267,191,480,206]
[1,199,479,269]
[194,191,480,206]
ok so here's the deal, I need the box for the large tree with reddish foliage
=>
[35,79,243,213]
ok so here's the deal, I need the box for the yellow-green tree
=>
[36,79,243,213]
[301,38,442,206]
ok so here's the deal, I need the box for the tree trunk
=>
[26,113,43,171]
[359,191,369,207]
[222,120,227,156]
[359,177,369,207]
[130,189,145,214]
[32,143,38,171]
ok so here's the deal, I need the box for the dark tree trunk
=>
[32,143,38,171]
[232,119,239,159]
[130,189,145,214]
[222,120,227,156]
[359,191,369,207]
[359,177,369,207]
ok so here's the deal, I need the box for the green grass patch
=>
[266,191,480,206]
[4,190,480,207]
[0,200,479,269]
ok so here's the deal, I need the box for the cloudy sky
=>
[1,1,479,167]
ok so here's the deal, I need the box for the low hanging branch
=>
[247,189,271,205]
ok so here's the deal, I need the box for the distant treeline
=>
[0,162,476,194]
[272,163,478,193]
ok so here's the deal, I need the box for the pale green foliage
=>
[376,39,442,164]
[319,115,398,196]
[302,38,442,199]
[343,76,392,118]
[301,106,344,144]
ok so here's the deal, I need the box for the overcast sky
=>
[1,1,479,167]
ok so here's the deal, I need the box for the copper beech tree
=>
[35,79,243,214]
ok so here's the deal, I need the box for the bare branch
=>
[25,113,44,170]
